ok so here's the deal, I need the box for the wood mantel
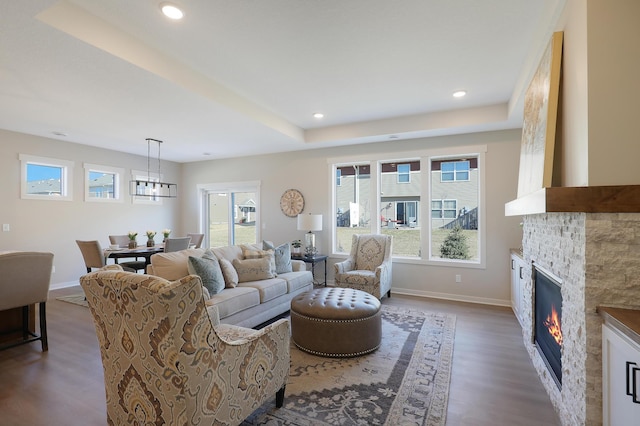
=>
[505,185,640,216]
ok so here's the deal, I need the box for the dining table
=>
[104,244,165,267]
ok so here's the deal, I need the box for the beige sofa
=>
[146,243,313,328]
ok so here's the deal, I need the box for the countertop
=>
[598,306,640,346]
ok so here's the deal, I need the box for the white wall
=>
[183,129,524,305]
[0,129,182,288]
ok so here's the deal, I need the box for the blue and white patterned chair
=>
[334,234,393,299]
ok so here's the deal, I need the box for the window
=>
[84,163,124,202]
[198,181,260,248]
[431,199,457,219]
[334,164,371,253]
[20,154,73,201]
[430,156,480,263]
[397,163,410,183]
[440,160,470,182]
[330,146,485,266]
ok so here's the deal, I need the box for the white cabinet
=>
[602,322,640,425]
[510,252,525,326]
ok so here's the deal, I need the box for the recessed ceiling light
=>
[389,135,399,139]
[313,112,324,119]
[160,3,184,20]
[52,131,67,137]
[453,90,467,98]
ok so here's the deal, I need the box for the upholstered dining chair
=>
[0,251,54,351]
[186,232,204,248]
[107,235,147,271]
[76,240,136,273]
[80,266,290,425]
[164,236,192,252]
[334,234,393,299]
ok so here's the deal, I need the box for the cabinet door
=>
[603,324,640,425]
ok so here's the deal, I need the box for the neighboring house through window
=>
[20,154,73,201]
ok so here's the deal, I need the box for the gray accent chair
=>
[0,251,54,351]
[186,233,204,248]
[164,237,192,252]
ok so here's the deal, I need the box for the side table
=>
[291,254,328,286]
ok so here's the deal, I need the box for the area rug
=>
[56,293,88,308]
[242,305,456,426]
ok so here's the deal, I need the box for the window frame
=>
[84,163,124,203]
[328,145,486,269]
[19,154,74,201]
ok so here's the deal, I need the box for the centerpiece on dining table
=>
[146,230,156,247]
[127,231,138,249]
[162,229,171,242]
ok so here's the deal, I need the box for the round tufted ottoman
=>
[290,287,382,357]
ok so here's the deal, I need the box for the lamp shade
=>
[297,214,322,231]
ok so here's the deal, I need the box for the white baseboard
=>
[391,286,511,307]
[326,280,511,307]
[50,280,80,290]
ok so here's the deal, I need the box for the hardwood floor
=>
[0,286,561,425]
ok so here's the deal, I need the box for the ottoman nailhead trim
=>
[290,310,379,323]
[293,341,381,358]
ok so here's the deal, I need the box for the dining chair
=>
[0,251,54,351]
[164,237,192,252]
[107,235,147,271]
[76,240,138,273]
[186,233,204,248]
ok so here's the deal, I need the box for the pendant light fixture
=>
[130,138,178,198]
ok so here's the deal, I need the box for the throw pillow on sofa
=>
[187,250,225,296]
[219,258,239,288]
[232,257,275,283]
[241,245,276,276]
[263,241,293,274]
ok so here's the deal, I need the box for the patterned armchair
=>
[334,234,393,299]
[80,265,290,426]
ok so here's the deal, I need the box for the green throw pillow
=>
[263,241,293,274]
[187,251,225,296]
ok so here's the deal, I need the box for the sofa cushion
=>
[263,241,293,274]
[219,258,239,288]
[232,257,275,283]
[187,251,225,296]
[277,270,313,293]
[149,248,205,280]
[205,287,260,319]
[238,278,287,303]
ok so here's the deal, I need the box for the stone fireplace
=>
[506,184,640,425]
[518,211,640,426]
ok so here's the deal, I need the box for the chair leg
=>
[39,302,48,352]
[275,385,286,408]
[387,290,391,298]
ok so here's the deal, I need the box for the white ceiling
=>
[0,0,564,163]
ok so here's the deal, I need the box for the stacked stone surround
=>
[521,213,640,426]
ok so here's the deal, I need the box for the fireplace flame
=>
[543,304,563,346]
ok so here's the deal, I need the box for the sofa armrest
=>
[206,304,221,326]
[334,257,355,274]
[291,259,306,272]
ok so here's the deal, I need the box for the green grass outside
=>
[208,223,478,260]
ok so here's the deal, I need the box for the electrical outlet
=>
[2,224,9,232]
[455,274,462,283]
[52,266,56,273]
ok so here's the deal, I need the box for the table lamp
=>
[297,213,322,257]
